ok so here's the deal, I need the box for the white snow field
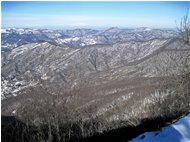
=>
[131,114,190,142]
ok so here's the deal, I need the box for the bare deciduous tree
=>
[153,10,190,118]
[177,9,190,45]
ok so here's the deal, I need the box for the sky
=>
[1,1,190,29]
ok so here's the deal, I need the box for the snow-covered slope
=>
[131,114,190,142]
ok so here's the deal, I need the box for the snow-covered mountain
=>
[1,27,190,142]
[1,27,177,49]
[2,35,189,119]
[1,39,169,97]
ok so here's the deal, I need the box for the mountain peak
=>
[105,27,122,33]
[137,27,153,31]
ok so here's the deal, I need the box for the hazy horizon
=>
[2,1,189,29]
[1,26,177,31]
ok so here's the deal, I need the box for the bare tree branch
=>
[177,9,190,46]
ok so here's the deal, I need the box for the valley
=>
[1,27,190,142]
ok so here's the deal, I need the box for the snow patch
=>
[131,114,190,142]
[12,110,16,114]
[10,43,40,58]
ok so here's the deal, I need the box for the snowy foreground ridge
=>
[131,114,190,142]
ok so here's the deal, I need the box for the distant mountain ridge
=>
[1,27,177,49]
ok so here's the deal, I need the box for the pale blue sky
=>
[1,1,190,29]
